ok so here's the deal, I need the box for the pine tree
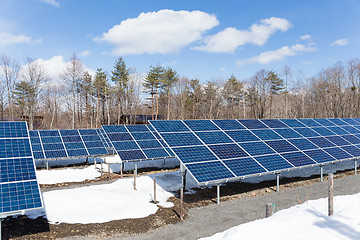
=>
[93,68,107,127]
[266,71,284,118]
[111,57,129,124]
[161,67,178,120]
[143,64,165,120]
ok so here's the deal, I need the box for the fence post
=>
[266,203,275,217]
[153,177,157,203]
[180,186,184,220]
[328,173,334,216]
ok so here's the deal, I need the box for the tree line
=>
[1,53,360,130]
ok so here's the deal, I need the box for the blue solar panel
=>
[223,158,266,176]
[209,144,249,159]
[67,149,88,157]
[172,146,218,164]
[161,132,203,147]
[280,119,306,127]
[150,120,189,132]
[308,137,335,148]
[303,149,335,163]
[102,125,172,162]
[325,136,351,146]
[260,119,288,128]
[77,129,109,157]
[265,140,298,153]
[183,120,219,131]
[225,130,259,142]
[328,118,349,126]
[238,119,268,129]
[323,147,352,160]
[288,138,318,150]
[298,119,321,127]
[341,146,360,157]
[0,122,43,216]
[117,150,146,161]
[251,129,282,140]
[293,127,320,137]
[254,154,293,171]
[87,148,108,156]
[212,120,245,130]
[341,126,360,134]
[39,130,59,137]
[314,118,336,126]
[326,126,349,135]
[281,152,316,167]
[273,128,302,139]
[341,118,359,125]
[186,161,235,183]
[311,127,335,136]
[341,135,360,144]
[238,141,275,156]
[195,131,233,144]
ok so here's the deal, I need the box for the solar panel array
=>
[29,129,109,160]
[0,122,43,216]
[102,125,174,162]
[150,118,360,184]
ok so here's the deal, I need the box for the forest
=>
[1,54,360,130]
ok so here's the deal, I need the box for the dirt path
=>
[64,174,360,240]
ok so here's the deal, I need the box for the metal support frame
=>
[217,185,220,205]
[134,162,138,190]
[46,161,49,170]
[355,159,358,175]
[0,218,2,240]
[320,164,324,182]
[94,159,97,169]
[276,172,280,192]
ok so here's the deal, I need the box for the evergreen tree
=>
[223,75,244,118]
[161,67,178,120]
[143,64,165,120]
[79,71,93,127]
[93,68,107,127]
[111,57,129,124]
[266,71,284,118]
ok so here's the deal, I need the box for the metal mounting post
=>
[217,185,221,205]
[134,162,138,190]
[320,165,324,182]
[355,159,358,175]
[276,173,280,192]
[94,159,97,169]
[46,161,49,170]
[0,218,3,240]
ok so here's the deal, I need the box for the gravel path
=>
[63,174,360,240]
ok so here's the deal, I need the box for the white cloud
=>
[0,32,32,47]
[299,34,312,41]
[39,0,60,7]
[79,50,91,57]
[94,9,219,55]
[331,38,348,46]
[22,56,95,87]
[193,17,292,53]
[237,44,318,66]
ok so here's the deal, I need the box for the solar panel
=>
[150,118,360,185]
[0,122,43,217]
[30,128,109,160]
[102,125,174,162]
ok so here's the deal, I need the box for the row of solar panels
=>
[29,128,112,160]
[28,125,176,162]
[148,118,360,184]
[0,122,42,216]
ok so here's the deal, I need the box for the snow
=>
[28,170,180,224]
[36,166,101,184]
[200,193,360,240]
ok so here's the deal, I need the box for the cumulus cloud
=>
[79,50,91,57]
[237,44,318,66]
[94,9,219,55]
[193,17,292,53]
[299,34,312,41]
[331,38,348,46]
[24,56,95,86]
[39,0,60,7]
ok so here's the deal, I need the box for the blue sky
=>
[0,0,359,83]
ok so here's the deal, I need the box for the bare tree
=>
[0,54,20,120]
[60,53,84,129]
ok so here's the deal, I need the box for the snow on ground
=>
[200,193,360,240]
[28,171,181,224]
[36,165,101,184]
